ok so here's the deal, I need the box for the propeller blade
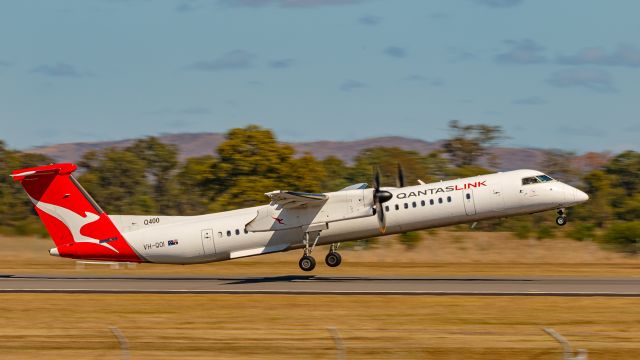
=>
[374,167,381,191]
[377,203,386,233]
[396,163,405,188]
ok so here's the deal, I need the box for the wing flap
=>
[266,190,328,209]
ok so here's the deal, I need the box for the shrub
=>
[568,223,596,241]
[535,225,554,240]
[603,221,640,254]
[399,232,422,250]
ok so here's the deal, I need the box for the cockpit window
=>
[522,176,540,185]
[536,174,554,182]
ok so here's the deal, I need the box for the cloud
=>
[383,46,407,59]
[179,106,211,115]
[358,15,381,26]
[495,38,547,64]
[546,68,616,93]
[556,44,640,68]
[221,0,365,8]
[405,75,445,87]
[268,58,294,69]
[473,0,524,8]
[447,48,477,63]
[31,63,86,78]
[340,79,366,92]
[188,50,255,71]
[512,96,547,105]
[175,2,199,12]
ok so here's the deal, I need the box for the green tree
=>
[207,125,325,211]
[442,120,504,167]
[174,155,217,215]
[347,147,433,187]
[319,156,351,191]
[541,149,579,184]
[0,142,52,235]
[604,221,640,254]
[78,148,157,214]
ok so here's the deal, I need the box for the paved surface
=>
[0,275,639,296]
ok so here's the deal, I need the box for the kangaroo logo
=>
[30,197,120,253]
[272,216,285,225]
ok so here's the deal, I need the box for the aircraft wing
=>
[265,190,328,209]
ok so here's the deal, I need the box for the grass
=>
[0,294,639,359]
[1,231,638,276]
[1,232,639,359]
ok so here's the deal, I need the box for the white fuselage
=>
[108,169,588,264]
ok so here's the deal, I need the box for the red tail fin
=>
[11,163,142,262]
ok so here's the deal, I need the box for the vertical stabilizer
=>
[11,163,142,262]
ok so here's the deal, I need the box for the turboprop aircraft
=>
[11,163,588,271]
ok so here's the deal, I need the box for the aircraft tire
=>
[556,216,567,226]
[299,255,316,272]
[325,252,342,267]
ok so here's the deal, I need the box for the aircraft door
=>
[491,186,505,211]
[462,189,477,216]
[201,229,216,255]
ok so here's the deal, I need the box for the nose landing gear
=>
[555,208,568,226]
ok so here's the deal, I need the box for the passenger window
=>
[226,230,231,237]
[421,200,425,206]
[438,198,443,204]
[385,205,389,212]
[430,199,434,205]
[404,203,409,209]
[466,193,471,200]
[412,201,417,208]
[395,204,399,211]
[244,229,248,234]
[447,196,452,203]
[235,229,240,235]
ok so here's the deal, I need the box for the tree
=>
[319,156,351,191]
[541,149,579,184]
[347,147,433,187]
[207,125,325,211]
[442,120,504,167]
[174,155,217,215]
[605,151,640,196]
[78,148,157,214]
[0,142,52,234]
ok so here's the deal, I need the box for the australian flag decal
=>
[168,239,179,246]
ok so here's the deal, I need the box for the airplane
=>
[11,163,589,271]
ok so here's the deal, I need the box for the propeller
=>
[396,163,405,188]
[373,167,393,233]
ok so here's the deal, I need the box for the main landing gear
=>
[555,208,568,226]
[298,232,342,272]
[325,243,342,268]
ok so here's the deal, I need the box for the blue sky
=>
[1,0,639,152]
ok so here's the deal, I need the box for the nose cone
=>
[574,189,589,203]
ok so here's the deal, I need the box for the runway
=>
[1,275,639,296]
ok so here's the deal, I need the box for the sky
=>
[0,0,639,152]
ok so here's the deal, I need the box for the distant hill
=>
[27,132,610,172]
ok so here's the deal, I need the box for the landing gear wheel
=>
[299,255,316,272]
[556,216,568,226]
[325,252,342,267]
